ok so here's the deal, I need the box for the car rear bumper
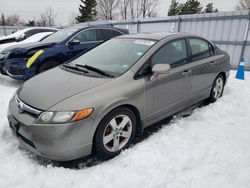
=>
[8,97,95,161]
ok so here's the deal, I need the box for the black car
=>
[0,26,129,80]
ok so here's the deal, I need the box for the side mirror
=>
[68,40,80,45]
[150,64,171,81]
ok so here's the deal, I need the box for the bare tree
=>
[236,0,250,10]
[45,6,56,26]
[37,7,56,26]
[97,0,120,20]
[69,12,79,25]
[140,0,159,18]
[129,0,141,19]
[5,14,20,25]
[39,13,47,26]
[120,0,130,20]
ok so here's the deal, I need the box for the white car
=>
[0,27,58,45]
[0,32,54,52]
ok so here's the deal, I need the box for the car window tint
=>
[151,39,188,68]
[24,30,35,39]
[72,29,97,43]
[99,29,121,41]
[190,38,214,61]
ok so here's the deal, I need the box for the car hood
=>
[18,67,112,110]
[3,41,55,54]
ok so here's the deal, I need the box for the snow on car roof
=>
[22,32,53,43]
[0,27,58,41]
[0,32,53,52]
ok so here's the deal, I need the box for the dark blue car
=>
[0,26,128,80]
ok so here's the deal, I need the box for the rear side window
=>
[24,29,37,39]
[98,29,122,41]
[189,38,214,61]
[151,39,188,68]
[71,29,97,43]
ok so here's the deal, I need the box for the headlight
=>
[36,108,94,124]
[0,52,10,63]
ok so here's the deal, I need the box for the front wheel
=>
[209,74,225,102]
[94,107,136,159]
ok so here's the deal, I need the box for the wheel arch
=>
[92,103,144,148]
[217,71,226,82]
[36,56,64,73]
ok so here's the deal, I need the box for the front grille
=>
[15,95,42,116]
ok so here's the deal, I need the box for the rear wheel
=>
[209,74,225,102]
[94,107,136,159]
[38,60,60,73]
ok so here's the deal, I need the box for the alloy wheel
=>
[102,115,133,152]
[213,77,224,99]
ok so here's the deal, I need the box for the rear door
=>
[66,29,101,59]
[187,38,218,99]
[144,39,193,123]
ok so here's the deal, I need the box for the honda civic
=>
[8,32,230,161]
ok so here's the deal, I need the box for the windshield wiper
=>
[62,64,89,73]
[75,64,115,78]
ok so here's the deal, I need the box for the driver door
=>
[67,29,101,59]
[144,39,193,123]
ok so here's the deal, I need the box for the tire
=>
[94,107,137,159]
[38,61,60,73]
[209,74,225,102]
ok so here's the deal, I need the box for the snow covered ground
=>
[0,71,250,188]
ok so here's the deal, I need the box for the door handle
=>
[210,61,216,66]
[182,70,192,76]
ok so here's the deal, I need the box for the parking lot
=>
[0,71,250,188]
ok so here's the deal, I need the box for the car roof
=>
[117,32,197,41]
[68,25,128,33]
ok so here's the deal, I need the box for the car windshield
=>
[42,28,78,43]
[68,38,156,76]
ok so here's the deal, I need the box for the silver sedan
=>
[8,32,230,161]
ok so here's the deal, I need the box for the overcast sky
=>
[1,0,239,26]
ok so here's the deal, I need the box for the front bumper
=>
[3,58,36,80]
[8,96,95,161]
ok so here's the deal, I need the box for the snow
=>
[0,32,53,52]
[0,71,250,188]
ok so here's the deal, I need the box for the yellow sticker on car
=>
[26,50,44,68]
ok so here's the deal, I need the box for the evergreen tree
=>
[203,3,218,13]
[168,0,180,16]
[179,0,203,15]
[1,14,5,26]
[76,0,97,23]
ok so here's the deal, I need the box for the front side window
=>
[151,39,188,68]
[68,38,156,76]
[71,29,97,43]
[190,38,214,61]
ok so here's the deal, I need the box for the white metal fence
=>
[1,10,250,69]
[0,26,27,37]
[77,10,250,70]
